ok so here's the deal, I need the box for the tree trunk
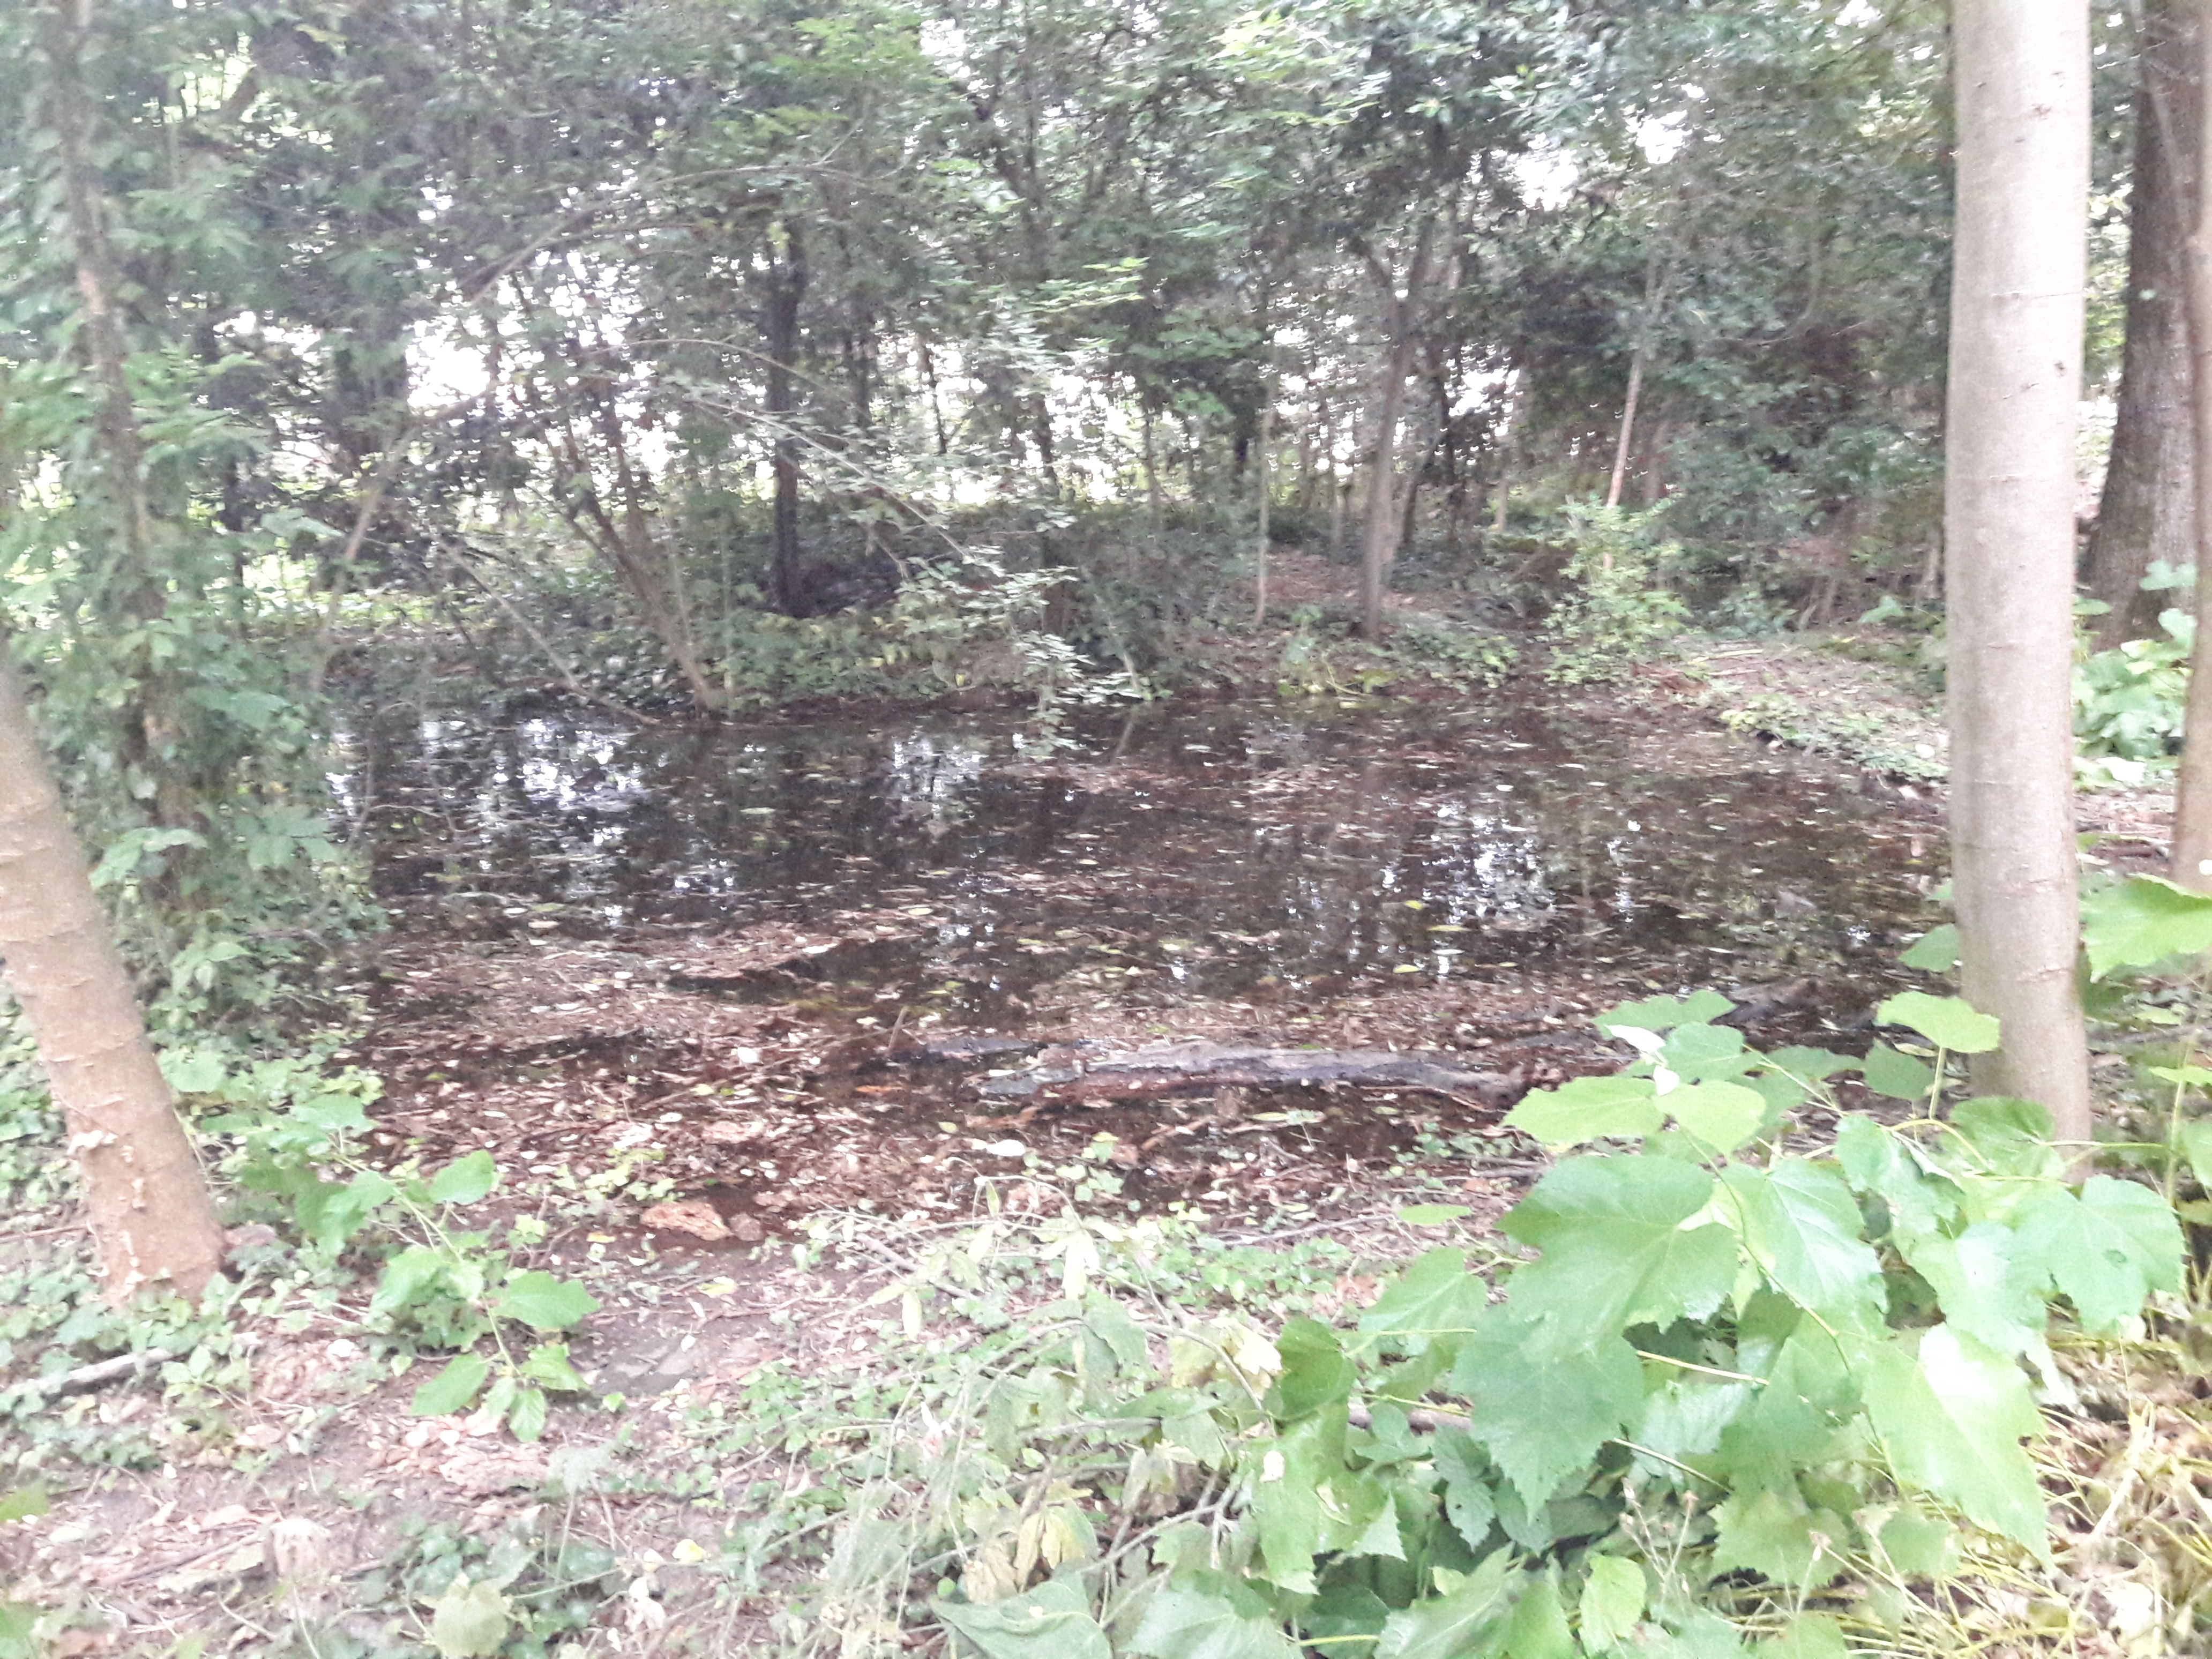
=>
[1360,226,1432,641]
[1254,399,1272,625]
[0,654,226,1303]
[2087,0,2201,647]
[2170,8,2212,886]
[1606,258,1663,511]
[762,225,808,615]
[1944,0,2094,1152]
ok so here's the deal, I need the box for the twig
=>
[6,1347,176,1400]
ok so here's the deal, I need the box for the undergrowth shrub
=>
[757,983,2184,1658]
[1543,505,1688,685]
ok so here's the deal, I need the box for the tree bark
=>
[0,655,226,1303]
[1254,398,1272,625]
[761,224,808,615]
[1359,225,1432,641]
[2171,6,2212,886]
[1945,0,2094,1152]
[2087,0,2201,647]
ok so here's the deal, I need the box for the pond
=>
[333,692,1941,1233]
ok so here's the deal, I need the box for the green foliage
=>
[1541,507,1689,686]
[202,1066,596,1440]
[2075,609,2192,768]
[764,996,2181,1657]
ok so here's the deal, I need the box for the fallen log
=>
[975,1041,1523,1105]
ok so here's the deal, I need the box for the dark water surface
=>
[338,694,1939,1025]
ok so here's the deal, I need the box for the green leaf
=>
[1861,1326,2047,1553]
[1899,924,1960,972]
[159,1050,227,1095]
[1949,1097,2064,1180]
[1502,1156,1738,1347]
[2081,875,2212,978]
[1433,1432,1498,1551]
[2179,1119,2212,1190]
[2015,1178,2183,1333]
[1357,1249,1486,1359]
[493,1271,599,1332]
[520,1342,586,1392]
[1763,1047,1855,1084]
[428,1576,511,1659]
[428,1150,499,1206]
[0,1488,48,1524]
[1834,1117,1958,1241]
[1503,1571,1574,1659]
[508,1386,548,1443]
[1875,1504,1959,1578]
[1267,1318,1354,1421]
[1760,1613,1849,1659]
[1376,1549,1513,1659]
[1455,1311,1646,1511]
[1662,1081,1768,1152]
[935,1581,1110,1659]
[1131,1589,1299,1659]
[1595,990,1734,1036]
[1877,992,2000,1055]
[1720,1160,1885,1328]
[411,1354,490,1418]
[375,1245,454,1317]
[1577,1557,1645,1653]
[1252,1412,1340,1593]
[1505,1075,1662,1150]
[1658,1023,1752,1081]
[1903,1223,2048,1358]
[1397,1204,1471,1225]
[1860,1042,1935,1102]
[1711,1486,1845,1590]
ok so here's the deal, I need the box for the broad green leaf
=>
[0,1488,47,1524]
[1834,1117,1958,1241]
[1876,1504,1959,1578]
[518,1343,583,1394]
[935,1581,1110,1659]
[1577,1557,1645,1653]
[1760,1613,1849,1659]
[1631,1377,1754,1468]
[1762,1046,1855,1084]
[1251,1412,1340,1593]
[411,1353,490,1418]
[1903,1223,2047,1358]
[1502,1571,1574,1659]
[159,1050,227,1096]
[1595,990,1733,1036]
[1949,1097,2064,1180]
[1503,1156,1737,1346]
[1321,1471,1404,1559]
[1131,1589,1299,1659]
[1455,1312,1646,1511]
[493,1271,599,1331]
[428,1576,511,1659]
[1658,1023,1752,1081]
[294,1092,374,1134]
[1645,1613,1748,1659]
[1662,1081,1768,1152]
[1358,1249,1486,1358]
[2179,1119,2212,1190]
[1433,1432,1498,1551]
[507,1386,548,1443]
[1861,1326,2046,1553]
[1376,1549,1513,1659]
[1505,1075,1662,1150]
[1267,1319,1354,1421]
[1860,1042,1934,1102]
[1876,992,1999,1055]
[1711,1486,1845,1590]
[2081,875,2212,978]
[1720,1160,1885,1328]
[1899,924,1960,972]
[375,1245,454,1317]
[1397,1204,1471,1225]
[428,1150,499,1206]
[1714,1328,1858,1493]
[2015,1178,2182,1333]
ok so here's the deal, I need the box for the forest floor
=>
[2,591,2203,1657]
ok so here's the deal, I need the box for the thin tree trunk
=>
[1254,398,1272,625]
[1945,0,2094,1152]
[2088,0,2200,647]
[2171,9,2212,886]
[0,655,225,1303]
[762,226,808,615]
[1360,226,1433,641]
[1141,402,1163,534]
[1606,259,1662,510]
